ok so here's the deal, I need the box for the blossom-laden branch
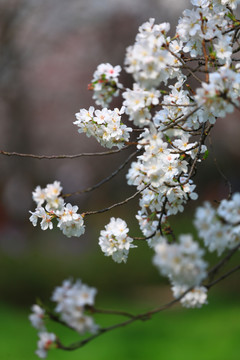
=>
[55,260,239,351]
[31,243,240,354]
[25,0,240,358]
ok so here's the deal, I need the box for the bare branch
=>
[207,243,240,282]
[82,185,148,216]
[63,150,140,198]
[206,264,240,289]
[0,147,131,160]
[208,134,233,200]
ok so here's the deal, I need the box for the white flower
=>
[29,207,53,231]
[35,332,56,359]
[99,218,136,263]
[45,181,62,201]
[32,186,46,207]
[217,193,240,224]
[214,35,233,64]
[30,183,85,238]
[195,195,240,255]
[195,67,240,119]
[51,279,98,334]
[57,214,85,238]
[74,107,132,149]
[172,285,208,308]
[89,63,122,107]
[153,235,207,287]
[124,19,180,88]
[29,305,46,331]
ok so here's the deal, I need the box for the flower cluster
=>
[99,217,136,263]
[74,106,132,149]
[172,285,208,308]
[29,305,46,332]
[88,63,123,107]
[127,127,203,239]
[153,234,208,287]
[124,18,182,88]
[195,193,240,255]
[122,83,161,127]
[29,305,57,358]
[52,279,98,334]
[28,0,240,352]
[195,67,240,121]
[177,0,234,61]
[29,279,98,358]
[35,332,57,359]
[29,181,85,238]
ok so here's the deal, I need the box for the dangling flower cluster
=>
[29,279,98,358]
[99,217,136,263]
[89,63,123,107]
[74,106,132,149]
[124,18,182,88]
[29,305,57,358]
[51,279,99,334]
[195,193,240,255]
[35,332,57,359]
[153,234,208,307]
[29,181,85,238]
[153,234,208,287]
[29,305,46,332]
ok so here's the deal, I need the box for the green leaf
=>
[203,149,209,160]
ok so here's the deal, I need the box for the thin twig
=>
[161,105,200,132]
[206,264,240,289]
[208,134,233,200]
[0,147,130,160]
[82,186,148,216]
[208,243,240,282]
[167,48,203,84]
[86,306,135,319]
[63,150,140,198]
[200,14,209,83]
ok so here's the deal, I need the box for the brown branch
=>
[165,123,212,188]
[56,287,192,351]
[82,186,148,216]
[86,305,135,319]
[63,150,140,198]
[167,48,203,84]
[159,103,197,107]
[206,264,240,289]
[51,244,239,352]
[207,243,240,282]
[208,134,232,200]
[200,15,209,83]
[0,147,130,160]
[161,105,200,131]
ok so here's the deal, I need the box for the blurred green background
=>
[0,0,239,359]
